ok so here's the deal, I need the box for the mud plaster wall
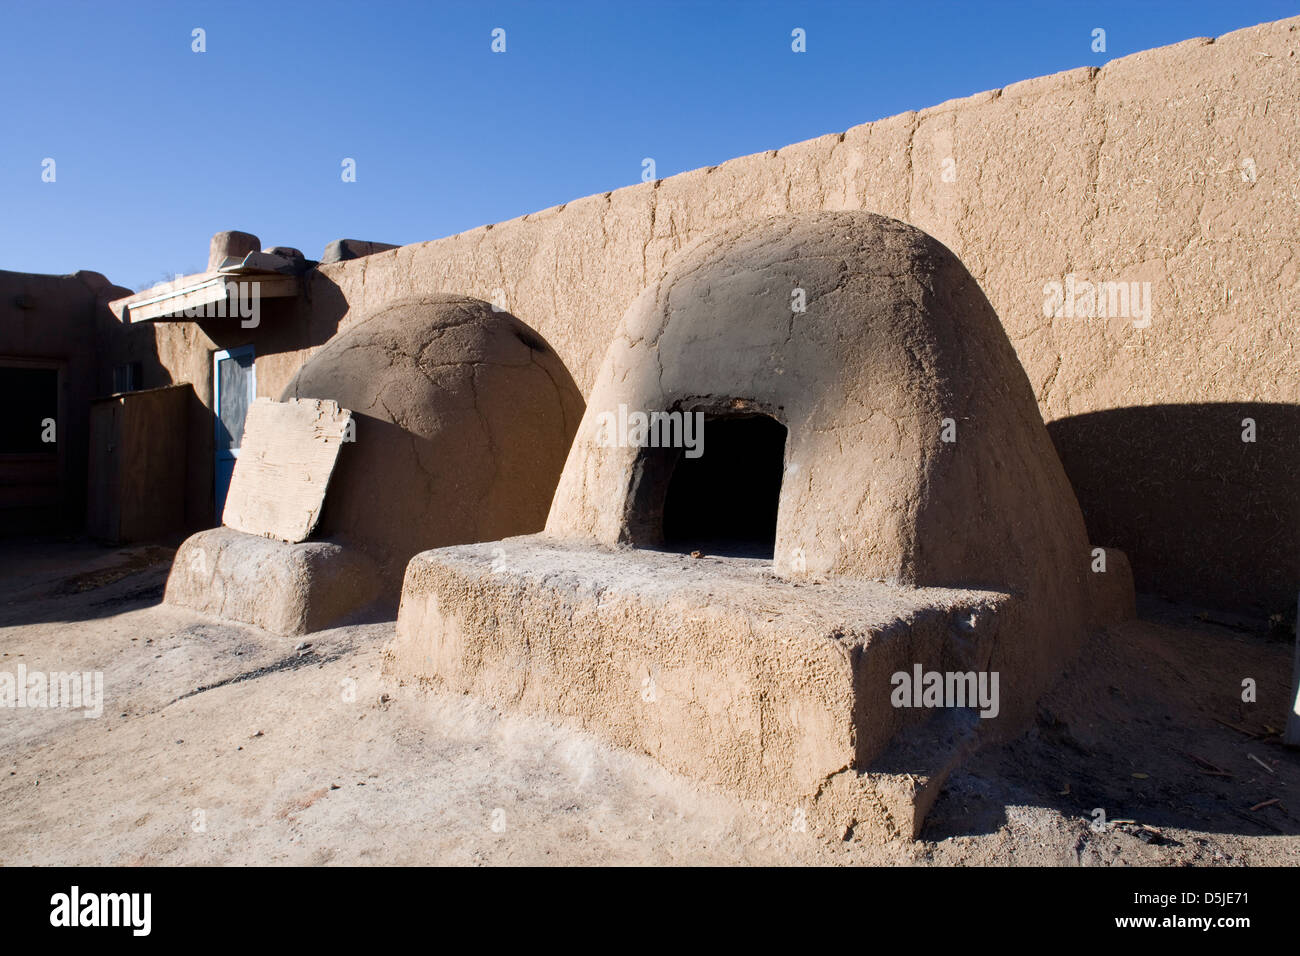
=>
[149,17,1300,612]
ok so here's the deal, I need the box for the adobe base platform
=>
[387,535,1025,841]
[165,527,382,636]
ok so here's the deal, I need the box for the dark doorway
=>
[661,414,786,558]
[0,366,58,454]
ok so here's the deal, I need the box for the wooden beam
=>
[119,274,299,323]
[1287,590,1300,747]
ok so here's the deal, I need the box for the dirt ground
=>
[1,539,1297,866]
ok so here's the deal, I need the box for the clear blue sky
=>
[1,0,1294,290]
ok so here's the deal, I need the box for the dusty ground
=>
[1,539,1296,866]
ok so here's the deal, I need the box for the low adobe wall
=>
[313,18,1299,414]
[151,16,1300,613]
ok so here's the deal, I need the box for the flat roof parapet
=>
[320,239,398,263]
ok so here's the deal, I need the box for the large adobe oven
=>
[388,212,1135,840]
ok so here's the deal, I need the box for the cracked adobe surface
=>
[281,294,584,590]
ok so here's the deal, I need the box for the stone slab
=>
[222,398,352,543]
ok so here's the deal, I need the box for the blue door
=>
[213,345,255,521]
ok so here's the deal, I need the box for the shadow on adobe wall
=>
[1048,402,1300,619]
[199,269,351,362]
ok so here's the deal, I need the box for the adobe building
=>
[30,16,1285,631]
[0,268,139,535]
[0,15,1294,835]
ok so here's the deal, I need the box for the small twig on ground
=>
[1214,718,1267,738]
[1184,752,1233,777]
[1250,798,1280,811]
[1247,753,1276,775]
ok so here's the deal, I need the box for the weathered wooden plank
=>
[123,274,299,322]
[1287,591,1300,748]
[221,398,352,543]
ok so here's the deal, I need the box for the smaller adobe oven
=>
[164,295,584,634]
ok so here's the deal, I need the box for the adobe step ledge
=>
[385,534,1024,841]
[165,526,382,636]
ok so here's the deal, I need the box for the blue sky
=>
[1,0,1295,290]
